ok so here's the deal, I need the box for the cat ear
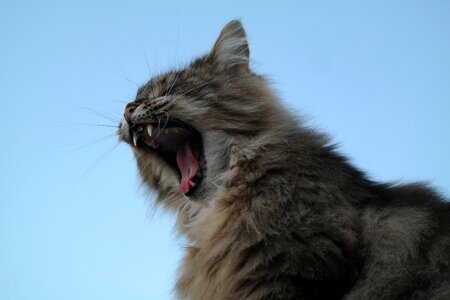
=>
[209,20,250,72]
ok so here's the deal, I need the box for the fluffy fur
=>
[118,20,450,299]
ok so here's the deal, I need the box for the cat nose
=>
[124,102,139,124]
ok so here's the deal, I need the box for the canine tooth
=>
[147,124,153,136]
[189,180,196,187]
[133,135,138,147]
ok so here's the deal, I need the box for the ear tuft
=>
[210,20,250,72]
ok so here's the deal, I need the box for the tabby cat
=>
[118,20,450,299]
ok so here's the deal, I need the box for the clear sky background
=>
[1,1,449,299]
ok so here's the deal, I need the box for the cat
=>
[118,20,450,300]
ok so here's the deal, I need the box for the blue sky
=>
[1,1,449,299]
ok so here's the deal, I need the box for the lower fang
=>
[189,180,196,187]
[147,140,160,149]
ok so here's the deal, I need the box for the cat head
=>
[118,20,285,207]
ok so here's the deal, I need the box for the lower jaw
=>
[136,145,205,199]
[183,176,205,199]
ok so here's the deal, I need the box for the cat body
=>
[118,21,450,299]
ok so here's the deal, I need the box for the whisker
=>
[208,177,224,191]
[155,115,164,139]
[75,142,120,184]
[83,108,121,123]
[69,102,122,121]
[79,123,118,128]
[53,134,117,150]
[114,99,130,105]
[56,100,122,123]
[115,72,140,87]
[154,40,181,74]
[155,78,163,98]
[51,108,119,124]
[166,71,181,98]
[47,122,118,128]
[114,56,140,88]
[170,79,215,102]
[36,134,117,167]
[161,111,170,130]
[137,39,152,79]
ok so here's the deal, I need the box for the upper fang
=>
[133,134,138,147]
[147,124,153,136]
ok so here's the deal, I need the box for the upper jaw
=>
[119,117,195,147]
[130,121,195,150]
[130,120,197,151]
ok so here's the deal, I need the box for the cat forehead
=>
[135,72,174,99]
[135,65,215,100]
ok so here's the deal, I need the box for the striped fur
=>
[118,20,450,299]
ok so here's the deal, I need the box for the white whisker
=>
[136,39,152,79]
[55,100,122,123]
[48,122,118,128]
[154,115,164,139]
[75,142,120,184]
[166,71,181,98]
[208,177,224,191]
[170,79,215,103]
[36,134,117,168]
[161,111,170,130]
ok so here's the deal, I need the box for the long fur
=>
[118,20,450,299]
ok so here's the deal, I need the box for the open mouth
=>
[130,119,204,196]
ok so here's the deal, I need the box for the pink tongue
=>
[176,139,199,194]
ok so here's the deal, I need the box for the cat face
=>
[118,21,280,205]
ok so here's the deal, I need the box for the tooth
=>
[189,180,196,187]
[147,124,153,136]
[149,140,160,149]
[133,135,138,147]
